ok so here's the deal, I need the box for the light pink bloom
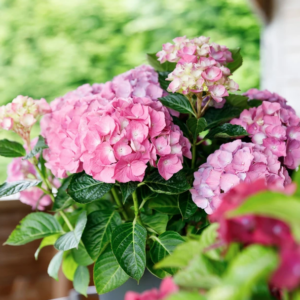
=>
[208,85,229,103]
[157,154,183,180]
[201,66,222,82]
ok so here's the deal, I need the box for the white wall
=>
[260,0,300,114]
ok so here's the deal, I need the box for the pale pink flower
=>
[157,154,183,180]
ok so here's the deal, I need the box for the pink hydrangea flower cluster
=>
[156,36,239,107]
[190,140,291,214]
[41,69,191,182]
[6,139,58,210]
[0,95,51,144]
[231,91,300,169]
[124,277,178,300]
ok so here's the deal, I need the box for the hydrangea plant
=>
[1,36,300,300]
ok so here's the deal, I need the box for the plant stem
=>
[196,93,203,118]
[132,190,142,225]
[191,141,196,168]
[187,95,197,117]
[111,186,128,220]
[200,97,211,116]
[60,211,74,231]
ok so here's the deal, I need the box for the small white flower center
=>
[127,164,131,167]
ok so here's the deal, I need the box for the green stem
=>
[111,187,128,220]
[191,141,196,168]
[60,211,74,231]
[132,190,142,225]
[32,157,52,192]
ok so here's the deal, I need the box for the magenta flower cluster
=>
[156,36,239,107]
[190,140,291,214]
[41,66,191,183]
[231,89,300,169]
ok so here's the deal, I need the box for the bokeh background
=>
[0,0,261,184]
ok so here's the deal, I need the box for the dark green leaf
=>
[159,94,196,117]
[187,117,207,141]
[0,180,42,197]
[0,139,25,157]
[226,48,243,73]
[228,191,300,242]
[150,231,184,274]
[48,251,64,281]
[141,212,169,234]
[53,176,75,211]
[167,216,186,232]
[138,185,158,202]
[203,103,243,129]
[172,116,190,138]
[147,53,176,72]
[205,123,248,140]
[74,266,90,296]
[144,170,191,195]
[148,195,180,215]
[62,253,78,281]
[248,99,263,108]
[158,71,170,91]
[120,181,138,203]
[82,209,122,260]
[146,253,168,279]
[23,135,48,159]
[178,192,198,219]
[94,244,129,294]
[55,211,87,251]
[225,94,249,110]
[35,234,61,260]
[72,244,94,266]
[67,172,113,204]
[111,222,147,280]
[86,200,114,215]
[5,212,63,245]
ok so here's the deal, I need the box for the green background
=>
[0,0,260,183]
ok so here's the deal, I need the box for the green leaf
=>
[156,240,202,269]
[225,94,249,110]
[5,212,63,245]
[53,176,75,211]
[226,48,243,73]
[67,172,113,204]
[293,168,300,198]
[82,209,122,260]
[150,231,184,274]
[48,251,64,281]
[55,211,87,251]
[0,180,42,197]
[178,192,198,219]
[203,103,242,129]
[166,292,206,300]
[228,191,300,242]
[0,139,25,157]
[111,222,147,280]
[141,212,169,234]
[172,116,190,138]
[248,99,263,108]
[187,117,207,141]
[74,265,90,297]
[199,223,221,260]
[120,181,138,203]
[138,185,158,202]
[62,253,78,281]
[35,234,61,260]
[72,244,94,266]
[206,245,278,300]
[145,170,191,195]
[146,252,169,279]
[159,94,196,117]
[148,194,180,215]
[205,123,248,140]
[174,254,221,289]
[86,200,114,215]
[23,135,48,159]
[158,71,170,91]
[94,244,129,294]
[147,53,176,72]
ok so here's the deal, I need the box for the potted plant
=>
[1,35,299,299]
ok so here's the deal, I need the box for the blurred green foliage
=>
[0,0,260,183]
